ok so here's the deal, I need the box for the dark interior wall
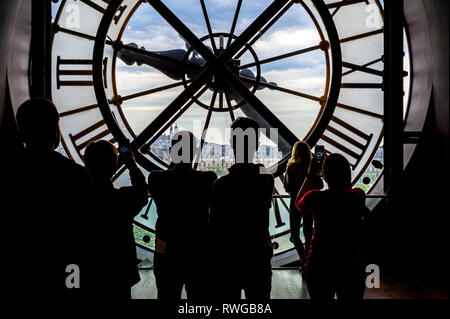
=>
[368,0,449,289]
[0,0,31,154]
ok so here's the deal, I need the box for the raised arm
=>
[119,152,149,217]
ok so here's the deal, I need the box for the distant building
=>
[149,124,282,174]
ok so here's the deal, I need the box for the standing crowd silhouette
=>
[2,98,367,301]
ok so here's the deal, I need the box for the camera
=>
[314,145,325,164]
[118,138,131,156]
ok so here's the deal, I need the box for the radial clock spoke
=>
[146,0,216,64]
[235,0,295,59]
[221,68,298,146]
[224,92,236,122]
[143,85,209,150]
[111,80,191,104]
[226,0,242,48]
[217,0,290,64]
[199,0,218,54]
[218,91,224,109]
[194,90,218,169]
[131,68,214,150]
[239,42,327,69]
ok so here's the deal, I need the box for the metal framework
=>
[93,0,342,175]
[31,0,52,99]
[383,0,404,198]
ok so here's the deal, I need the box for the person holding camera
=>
[84,139,148,300]
[296,153,366,300]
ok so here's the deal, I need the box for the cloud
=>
[253,27,320,57]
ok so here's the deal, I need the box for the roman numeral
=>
[342,61,383,77]
[321,116,373,169]
[60,103,99,118]
[75,0,127,24]
[56,56,108,89]
[75,0,109,14]
[327,0,368,10]
[341,59,383,89]
[341,83,383,89]
[327,0,370,17]
[69,119,116,160]
[56,57,93,89]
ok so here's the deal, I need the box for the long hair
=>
[287,141,312,172]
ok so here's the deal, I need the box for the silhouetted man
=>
[148,131,217,300]
[2,98,95,300]
[84,140,148,300]
[209,117,274,300]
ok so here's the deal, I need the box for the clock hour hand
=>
[117,42,203,80]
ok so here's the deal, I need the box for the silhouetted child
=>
[84,140,148,300]
[209,117,274,300]
[296,153,366,300]
[148,131,217,300]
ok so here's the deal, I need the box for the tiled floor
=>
[131,268,446,299]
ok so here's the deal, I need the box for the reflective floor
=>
[131,269,446,299]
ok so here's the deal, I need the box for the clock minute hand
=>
[116,42,203,81]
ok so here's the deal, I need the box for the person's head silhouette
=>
[16,98,61,151]
[288,141,312,170]
[84,140,118,182]
[323,153,352,190]
[170,130,198,165]
[230,117,259,164]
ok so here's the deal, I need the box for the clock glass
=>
[51,0,411,264]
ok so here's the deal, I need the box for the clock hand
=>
[116,42,203,80]
[239,69,278,91]
[117,41,286,151]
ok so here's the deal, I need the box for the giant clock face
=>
[52,0,410,263]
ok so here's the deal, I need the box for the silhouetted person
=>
[2,98,95,300]
[84,140,148,300]
[148,131,217,300]
[209,117,274,300]
[283,141,313,268]
[296,153,366,300]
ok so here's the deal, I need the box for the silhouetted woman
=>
[283,141,313,268]
[296,153,366,300]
